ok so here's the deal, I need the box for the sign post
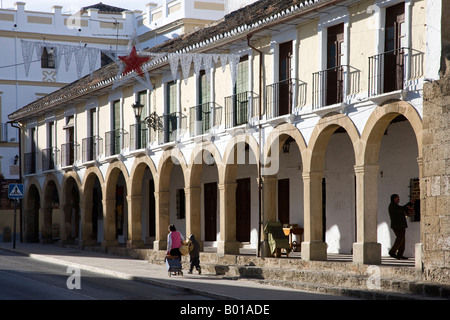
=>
[8,184,23,249]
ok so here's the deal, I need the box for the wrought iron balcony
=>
[189,102,223,137]
[42,147,58,171]
[225,91,259,128]
[24,152,36,175]
[105,129,128,157]
[368,47,423,97]
[61,142,75,167]
[129,123,148,151]
[265,78,306,119]
[312,65,345,109]
[82,135,102,162]
[161,112,187,144]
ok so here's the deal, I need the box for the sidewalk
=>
[0,241,356,300]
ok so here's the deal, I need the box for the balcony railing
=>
[160,112,187,144]
[42,147,57,171]
[312,65,345,109]
[24,152,36,175]
[129,123,148,151]
[82,135,102,162]
[189,102,223,137]
[61,142,75,167]
[265,78,307,119]
[225,91,259,128]
[105,129,128,157]
[368,47,423,97]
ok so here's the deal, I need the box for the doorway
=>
[204,182,217,241]
[236,178,251,242]
[278,179,290,225]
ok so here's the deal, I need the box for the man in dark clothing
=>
[388,194,412,260]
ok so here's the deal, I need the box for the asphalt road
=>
[0,250,212,300]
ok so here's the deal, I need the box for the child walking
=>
[187,234,201,274]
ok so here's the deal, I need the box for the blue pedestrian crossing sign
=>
[8,184,24,199]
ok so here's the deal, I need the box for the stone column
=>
[60,204,72,244]
[79,199,97,247]
[261,175,277,256]
[185,187,202,244]
[217,182,239,255]
[301,171,327,261]
[353,164,381,264]
[41,206,53,244]
[153,191,169,251]
[126,195,144,248]
[101,198,118,248]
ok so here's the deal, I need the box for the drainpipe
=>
[247,34,264,258]
[8,121,22,243]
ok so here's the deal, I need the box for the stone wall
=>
[422,68,450,284]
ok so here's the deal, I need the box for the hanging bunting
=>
[180,54,192,84]
[219,54,228,72]
[20,36,244,90]
[21,40,35,77]
[193,53,203,77]
[168,53,180,81]
[20,40,101,78]
[202,54,213,82]
[74,46,88,79]
[63,45,74,72]
[229,54,241,85]
[87,47,99,76]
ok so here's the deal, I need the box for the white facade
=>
[0,1,225,179]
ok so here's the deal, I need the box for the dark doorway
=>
[279,41,293,116]
[204,182,217,241]
[278,179,290,225]
[322,178,326,242]
[26,185,40,243]
[326,23,344,106]
[384,2,405,93]
[149,179,156,238]
[236,178,251,242]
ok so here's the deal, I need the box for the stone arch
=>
[188,141,223,188]
[42,173,62,243]
[306,113,360,172]
[186,141,223,245]
[219,132,260,253]
[222,132,260,183]
[359,100,422,166]
[103,160,130,247]
[157,147,188,192]
[129,155,157,196]
[152,148,188,250]
[105,160,130,198]
[60,171,82,205]
[60,171,82,243]
[360,100,422,260]
[300,113,360,260]
[23,178,42,243]
[264,122,307,167]
[128,155,158,248]
[80,166,105,246]
[42,173,61,208]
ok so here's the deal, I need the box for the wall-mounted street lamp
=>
[132,101,144,149]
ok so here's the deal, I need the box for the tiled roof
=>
[9,0,337,121]
[81,2,128,13]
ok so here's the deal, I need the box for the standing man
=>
[388,194,412,260]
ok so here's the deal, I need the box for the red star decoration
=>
[118,46,151,77]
